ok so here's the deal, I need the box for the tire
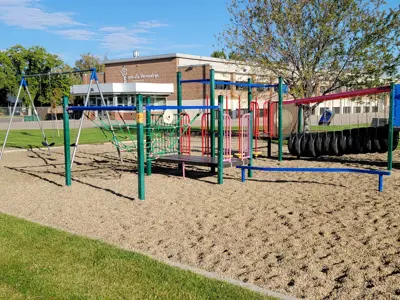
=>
[378,126,388,153]
[306,133,316,157]
[337,132,346,156]
[288,133,296,155]
[364,127,373,153]
[343,129,353,154]
[294,134,302,158]
[352,129,362,154]
[369,127,380,153]
[393,131,399,150]
[322,133,331,155]
[300,133,308,156]
[329,132,339,156]
[314,133,323,157]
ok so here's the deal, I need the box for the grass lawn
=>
[0,213,272,300]
[0,128,135,149]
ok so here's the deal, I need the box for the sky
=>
[0,0,398,66]
[0,0,230,65]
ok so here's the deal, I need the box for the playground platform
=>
[156,154,247,168]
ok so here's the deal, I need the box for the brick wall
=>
[178,65,210,101]
[104,58,178,99]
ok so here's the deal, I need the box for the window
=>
[372,106,378,113]
[234,81,248,91]
[311,107,316,115]
[343,107,351,114]
[319,107,326,115]
[150,96,166,106]
[363,106,370,113]
[333,107,340,114]
[215,81,231,90]
[355,107,361,113]
[117,96,129,106]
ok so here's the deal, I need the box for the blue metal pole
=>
[379,174,383,192]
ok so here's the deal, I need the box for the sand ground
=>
[0,138,399,299]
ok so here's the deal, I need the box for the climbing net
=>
[146,110,200,160]
[83,110,137,153]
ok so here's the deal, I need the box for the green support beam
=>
[136,94,145,200]
[218,95,224,184]
[388,83,395,171]
[278,77,284,161]
[145,96,152,176]
[177,72,182,155]
[210,69,216,173]
[62,96,71,186]
[247,78,253,178]
[297,105,303,134]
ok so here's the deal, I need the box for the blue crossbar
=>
[236,166,390,192]
[215,81,278,89]
[180,79,211,84]
[67,106,136,111]
[145,105,219,110]
[179,79,278,89]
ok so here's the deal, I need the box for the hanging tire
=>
[305,133,316,157]
[322,132,331,155]
[371,127,381,153]
[364,127,373,153]
[300,133,308,156]
[329,132,339,155]
[288,133,296,155]
[337,132,346,156]
[352,129,362,154]
[314,133,323,157]
[378,126,388,153]
[293,134,302,158]
[343,129,353,154]
[393,131,399,150]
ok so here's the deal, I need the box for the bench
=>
[236,166,390,192]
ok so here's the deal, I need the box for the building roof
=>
[103,53,233,65]
[70,83,174,96]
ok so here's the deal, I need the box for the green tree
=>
[210,50,227,59]
[75,53,105,72]
[219,0,400,131]
[0,51,18,106]
[0,45,76,106]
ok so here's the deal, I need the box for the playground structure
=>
[178,70,287,170]
[0,68,121,162]
[281,84,400,170]
[237,83,400,190]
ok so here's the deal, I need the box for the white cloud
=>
[0,0,84,30]
[0,0,33,5]
[137,20,168,29]
[99,26,127,32]
[101,32,149,52]
[54,29,97,41]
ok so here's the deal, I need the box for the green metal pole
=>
[247,78,253,177]
[177,71,182,155]
[297,105,303,134]
[387,83,395,171]
[136,94,145,200]
[62,96,72,186]
[210,69,216,173]
[218,95,224,184]
[145,96,152,176]
[278,77,284,161]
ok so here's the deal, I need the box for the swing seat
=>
[42,141,55,147]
